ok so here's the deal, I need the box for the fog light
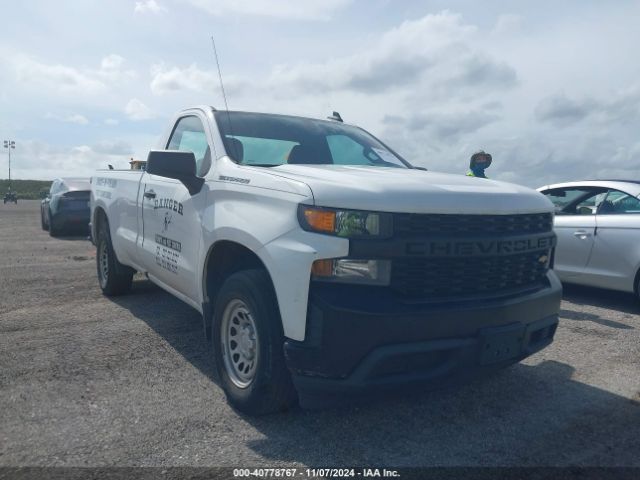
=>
[311,259,391,285]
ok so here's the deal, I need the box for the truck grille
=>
[390,213,553,300]
[394,213,553,237]
[391,252,549,300]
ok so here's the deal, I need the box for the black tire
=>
[48,209,63,237]
[212,269,297,415]
[96,221,133,296]
[41,208,49,231]
[49,221,62,237]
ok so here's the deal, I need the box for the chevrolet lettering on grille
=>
[405,234,556,257]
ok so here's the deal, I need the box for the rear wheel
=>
[49,221,62,237]
[48,209,63,237]
[96,222,133,296]
[41,208,49,231]
[212,269,297,415]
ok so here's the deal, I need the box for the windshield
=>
[214,111,408,168]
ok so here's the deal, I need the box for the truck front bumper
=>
[284,271,561,397]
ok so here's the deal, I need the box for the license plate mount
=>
[478,323,525,365]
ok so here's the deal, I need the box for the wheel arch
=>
[201,240,279,341]
[93,206,109,239]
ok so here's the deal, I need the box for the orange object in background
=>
[129,158,147,171]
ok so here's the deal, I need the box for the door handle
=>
[144,190,156,199]
[573,230,591,238]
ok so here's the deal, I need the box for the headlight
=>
[311,258,391,285]
[298,205,391,238]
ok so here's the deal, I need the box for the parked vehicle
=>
[3,191,17,204]
[537,180,640,298]
[41,178,91,236]
[91,106,561,414]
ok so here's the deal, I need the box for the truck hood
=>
[269,165,553,214]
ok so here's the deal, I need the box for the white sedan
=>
[537,180,640,299]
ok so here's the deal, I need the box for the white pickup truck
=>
[91,106,561,414]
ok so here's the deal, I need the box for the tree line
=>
[1,179,52,199]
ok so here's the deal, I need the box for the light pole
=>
[3,140,15,192]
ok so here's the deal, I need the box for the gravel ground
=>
[0,200,639,467]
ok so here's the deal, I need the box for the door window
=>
[167,116,210,176]
[541,187,607,215]
[598,190,640,214]
[574,191,607,215]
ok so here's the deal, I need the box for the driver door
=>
[138,115,212,303]
[541,187,606,279]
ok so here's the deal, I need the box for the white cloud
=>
[44,113,90,125]
[185,0,350,20]
[134,0,167,14]
[535,87,640,126]
[124,98,155,120]
[12,53,135,97]
[97,54,136,83]
[384,108,501,141]
[148,11,516,104]
[265,11,516,99]
[16,57,107,95]
[150,63,217,95]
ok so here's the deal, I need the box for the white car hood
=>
[269,165,553,214]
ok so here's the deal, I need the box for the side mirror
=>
[146,150,204,195]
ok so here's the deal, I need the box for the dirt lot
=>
[1,200,639,467]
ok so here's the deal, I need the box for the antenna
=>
[210,36,240,162]
[211,36,230,113]
[327,111,343,122]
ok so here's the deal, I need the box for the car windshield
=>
[214,111,408,168]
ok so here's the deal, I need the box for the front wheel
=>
[96,224,133,296]
[212,269,297,415]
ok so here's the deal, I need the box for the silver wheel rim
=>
[98,240,109,288]
[221,299,259,389]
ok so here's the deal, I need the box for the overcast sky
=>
[1,0,639,187]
